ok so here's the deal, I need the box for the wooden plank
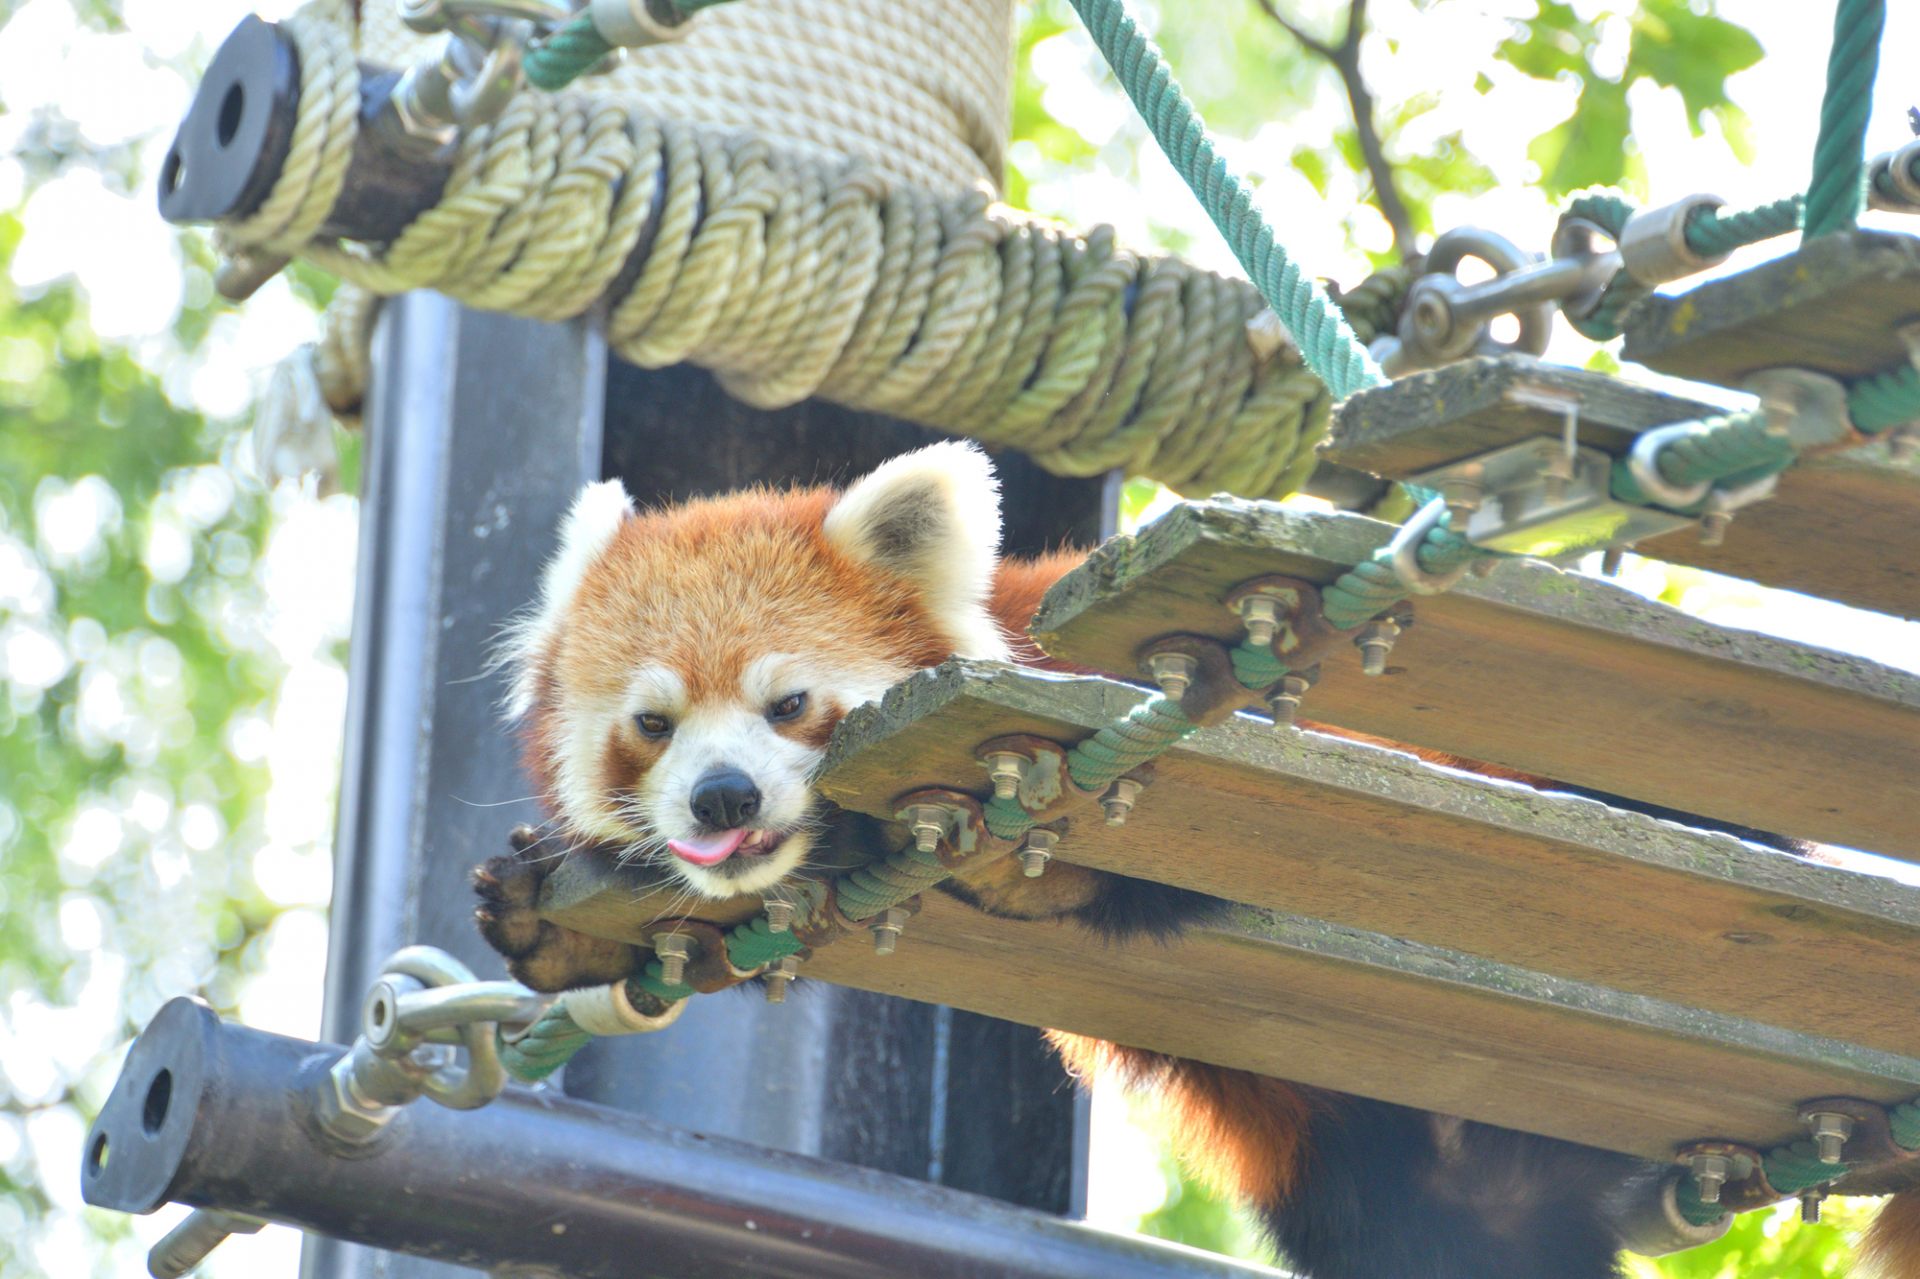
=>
[1028,501,1920,859]
[1326,356,1722,477]
[1621,229,1920,388]
[1324,355,1920,619]
[542,859,1920,1162]
[1635,441,1920,619]
[804,662,1920,1058]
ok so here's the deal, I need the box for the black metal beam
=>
[87,1000,1274,1279]
[308,295,608,1279]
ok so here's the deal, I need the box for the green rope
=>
[834,839,952,922]
[1850,363,1920,435]
[1565,192,1634,237]
[498,1000,599,1081]
[1065,0,1383,400]
[1231,640,1290,690]
[523,0,737,91]
[1065,695,1198,792]
[523,15,614,90]
[1674,1137,1852,1227]
[723,914,806,970]
[1803,0,1886,239]
[1686,196,1803,259]
[1651,409,1797,489]
[1891,1100,1920,1150]
[1320,500,1483,632]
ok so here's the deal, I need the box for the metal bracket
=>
[1413,437,1693,559]
[1387,498,1475,592]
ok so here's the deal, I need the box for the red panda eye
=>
[768,692,807,722]
[635,713,673,738]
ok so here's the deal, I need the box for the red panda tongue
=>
[668,829,748,866]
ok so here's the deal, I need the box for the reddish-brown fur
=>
[1865,1191,1920,1277]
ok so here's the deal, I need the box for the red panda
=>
[473,441,1917,1279]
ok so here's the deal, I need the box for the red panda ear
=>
[823,441,1010,661]
[496,479,634,718]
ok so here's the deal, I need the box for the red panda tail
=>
[1864,1190,1920,1277]
[1045,1031,1327,1210]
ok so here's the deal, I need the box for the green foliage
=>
[0,205,292,1276]
[1498,0,1762,196]
[1625,1200,1866,1279]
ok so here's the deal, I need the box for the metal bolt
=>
[1019,828,1060,878]
[1266,673,1311,727]
[1147,652,1197,700]
[984,751,1027,801]
[1698,510,1732,548]
[1889,429,1918,463]
[763,899,794,934]
[1600,545,1627,577]
[1800,1186,1826,1224]
[1440,477,1483,527]
[1101,779,1143,826]
[1356,618,1401,677]
[870,907,910,956]
[1237,594,1282,649]
[906,804,949,855]
[1688,1152,1732,1205]
[653,933,691,987]
[1806,1111,1854,1164]
[763,956,798,1004]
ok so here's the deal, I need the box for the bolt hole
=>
[370,997,388,1028]
[142,1068,173,1136]
[88,1133,109,1176]
[216,83,245,148]
[160,151,183,197]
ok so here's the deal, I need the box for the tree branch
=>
[1257,0,1417,262]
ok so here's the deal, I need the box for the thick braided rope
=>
[295,93,1345,498]
[1850,363,1920,434]
[835,841,952,921]
[1066,696,1197,793]
[360,0,1010,195]
[1802,0,1885,239]
[1064,0,1383,400]
[222,0,359,254]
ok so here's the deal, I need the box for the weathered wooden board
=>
[803,895,1920,1163]
[805,662,1920,1058]
[1622,230,1920,388]
[1028,501,1920,860]
[541,850,1920,1163]
[1324,355,1920,619]
[1635,439,1920,619]
[1327,356,1724,478]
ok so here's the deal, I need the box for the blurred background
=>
[2,0,1915,1275]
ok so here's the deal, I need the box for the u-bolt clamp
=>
[1388,497,1476,595]
[315,946,546,1143]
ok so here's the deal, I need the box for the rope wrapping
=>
[254,91,1355,498]
[1065,696,1197,793]
[1320,509,1480,632]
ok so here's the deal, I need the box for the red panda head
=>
[498,441,1010,899]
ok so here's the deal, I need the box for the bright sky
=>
[2,0,1918,1275]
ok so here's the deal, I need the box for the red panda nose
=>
[690,768,761,829]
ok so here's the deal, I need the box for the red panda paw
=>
[473,826,641,992]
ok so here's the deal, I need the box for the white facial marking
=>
[496,479,633,720]
[556,654,916,900]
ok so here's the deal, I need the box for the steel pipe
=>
[85,999,1278,1279]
